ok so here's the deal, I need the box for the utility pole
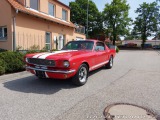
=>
[86,0,89,38]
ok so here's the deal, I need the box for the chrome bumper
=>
[26,66,76,74]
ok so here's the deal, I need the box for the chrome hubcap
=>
[79,67,87,83]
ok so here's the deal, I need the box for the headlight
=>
[63,61,70,67]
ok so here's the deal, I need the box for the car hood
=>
[26,50,91,60]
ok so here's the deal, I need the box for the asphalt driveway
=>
[0,50,160,120]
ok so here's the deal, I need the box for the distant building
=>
[122,40,160,46]
[0,0,86,50]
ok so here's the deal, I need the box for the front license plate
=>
[36,70,46,78]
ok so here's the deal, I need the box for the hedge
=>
[0,48,7,53]
[0,49,50,75]
[0,51,25,75]
[0,59,5,75]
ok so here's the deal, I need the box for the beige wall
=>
[15,13,80,50]
[55,4,62,19]
[40,0,48,14]
[74,33,86,40]
[26,0,30,7]
[0,0,13,50]
[25,0,70,21]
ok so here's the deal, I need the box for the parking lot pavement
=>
[0,50,160,120]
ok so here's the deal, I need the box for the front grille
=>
[28,58,55,67]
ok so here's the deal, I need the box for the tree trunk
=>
[141,29,147,49]
[141,39,145,49]
[113,34,116,45]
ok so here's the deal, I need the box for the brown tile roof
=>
[7,0,75,28]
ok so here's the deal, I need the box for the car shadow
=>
[3,67,108,95]
[3,75,76,95]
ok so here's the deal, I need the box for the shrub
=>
[52,49,58,51]
[29,45,40,50]
[0,60,5,75]
[0,51,25,73]
[116,46,120,53]
[0,48,7,53]
[26,45,48,54]
[26,50,39,54]
[26,49,48,54]
[16,45,23,51]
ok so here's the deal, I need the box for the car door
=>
[95,42,107,65]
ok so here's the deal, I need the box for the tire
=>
[105,56,113,69]
[72,64,88,86]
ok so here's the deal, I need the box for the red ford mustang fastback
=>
[25,40,116,86]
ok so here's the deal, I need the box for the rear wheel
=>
[72,64,88,86]
[105,56,113,69]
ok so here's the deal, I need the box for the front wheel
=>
[72,64,88,86]
[105,56,113,69]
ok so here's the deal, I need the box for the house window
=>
[0,26,7,40]
[30,0,39,10]
[45,32,51,50]
[48,3,55,16]
[62,9,67,21]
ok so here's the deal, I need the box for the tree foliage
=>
[133,2,160,48]
[103,0,131,45]
[69,0,103,38]
[124,33,134,40]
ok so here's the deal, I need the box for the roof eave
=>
[19,9,75,28]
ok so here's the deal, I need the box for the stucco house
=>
[0,0,86,51]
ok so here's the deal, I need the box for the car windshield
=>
[62,41,94,50]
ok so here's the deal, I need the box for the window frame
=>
[45,32,51,50]
[95,42,105,51]
[0,26,7,41]
[30,0,40,11]
[62,41,94,50]
[62,9,68,21]
[48,2,55,17]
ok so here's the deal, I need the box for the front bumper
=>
[26,66,76,79]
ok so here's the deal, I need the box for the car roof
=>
[75,39,103,43]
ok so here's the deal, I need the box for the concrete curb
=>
[0,71,31,81]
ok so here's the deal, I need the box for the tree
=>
[155,31,160,39]
[124,33,134,40]
[103,0,131,45]
[124,30,143,40]
[133,2,159,48]
[69,0,103,38]
[155,0,160,39]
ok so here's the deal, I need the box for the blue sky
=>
[60,0,157,20]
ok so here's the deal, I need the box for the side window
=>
[62,9,67,21]
[95,42,105,51]
[30,0,39,10]
[45,32,51,50]
[0,26,7,40]
[48,3,55,16]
